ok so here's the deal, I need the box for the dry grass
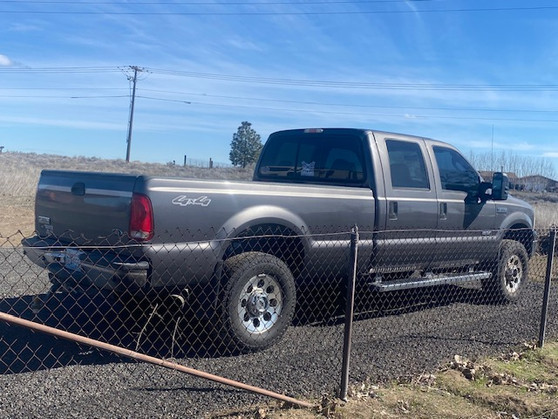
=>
[513,190,558,229]
[0,151,253,236]
[532,202,558,229]
[222,342,558,418]
[1,151,556,234]
[0,151,253,198]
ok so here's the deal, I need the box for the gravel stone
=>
[1,247,557,417]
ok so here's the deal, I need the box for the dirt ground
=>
[0,197,34,238]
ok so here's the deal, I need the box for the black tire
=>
[483,240,529,303]
[220,252,296,351]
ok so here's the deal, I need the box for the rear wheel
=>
[483,240,528,303]
[221,252,296,351]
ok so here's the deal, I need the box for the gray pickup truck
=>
[23,128,536,350]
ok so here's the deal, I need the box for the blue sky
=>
[1,0,558,172]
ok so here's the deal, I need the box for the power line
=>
[4,66,558,92]
[2,5,558,15]
[4,89,558,116]
[0,87,126,90]
[149,68,558,91]
[3,90,558,123]
[0,0,450,4]
[138,89,558,114]
[5,87,558,114]
[4,66,558,123]
[0,66,120,74]
[185,99,558,123]
[136,95,191,104]
[0,95,128,99]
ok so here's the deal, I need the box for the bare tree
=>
[468,150,556,179]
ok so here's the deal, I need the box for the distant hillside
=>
[0,151,253,198]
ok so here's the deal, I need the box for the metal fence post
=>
[340,225,359,401]
[538,228,557,348]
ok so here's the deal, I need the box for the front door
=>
[430,145,498,268]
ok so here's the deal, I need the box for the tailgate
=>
[35,170,140,244]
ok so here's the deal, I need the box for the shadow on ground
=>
[0,278,499,375]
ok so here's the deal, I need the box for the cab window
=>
[433,146,479,192]
[258,132,366,185]
[386,140,430,189]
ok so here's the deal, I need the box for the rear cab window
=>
[257,130,368,186]
[386,139,430,189]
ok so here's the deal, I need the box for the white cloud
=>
[8,22,41,32]
[0,54,13,66]
[542,152,558,158]
[0,115,123,131]
[225,37,263,52]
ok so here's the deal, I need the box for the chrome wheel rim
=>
[236,273,283,334]
[504,254,523,293]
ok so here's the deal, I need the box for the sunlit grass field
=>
[0,151,253,198]
[0,151,252,236]
[0,151,556,233]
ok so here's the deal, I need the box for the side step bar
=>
[370,272,492,292]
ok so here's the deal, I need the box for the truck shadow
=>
[0,294,126,375]
[0,291,252,374]
[292,280,487,327]
[0,282,490,374]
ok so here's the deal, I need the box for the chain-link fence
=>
[1,227,557,417]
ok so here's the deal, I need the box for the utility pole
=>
[125,66,143,162]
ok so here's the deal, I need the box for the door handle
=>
[389,201,398,220]
[439,202,448,220]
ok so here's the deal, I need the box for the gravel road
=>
[1,246,557,418]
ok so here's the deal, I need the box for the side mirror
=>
[492,172,509,200]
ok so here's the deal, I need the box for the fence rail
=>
[1,227,557,417]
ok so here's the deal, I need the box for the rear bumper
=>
[22,236,149,291]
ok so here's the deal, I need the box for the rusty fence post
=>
[538,228,557,348]
[340,225,359,401]
[0,312,315,409]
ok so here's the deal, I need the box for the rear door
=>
[372,134,438,273]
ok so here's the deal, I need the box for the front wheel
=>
[221,252,296,351]
[483,240,529,303]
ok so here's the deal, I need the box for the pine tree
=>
[229,121,263,168]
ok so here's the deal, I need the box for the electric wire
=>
[2,66,558,92]
[2,4,558,15]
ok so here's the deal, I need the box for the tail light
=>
[129,193,154,241]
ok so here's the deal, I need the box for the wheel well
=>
[504,224,534,255]
[222,224,305,275]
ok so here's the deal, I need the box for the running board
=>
[370,272,492,292]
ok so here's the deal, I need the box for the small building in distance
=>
[478,171,557,193]
[515,175,558,193]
